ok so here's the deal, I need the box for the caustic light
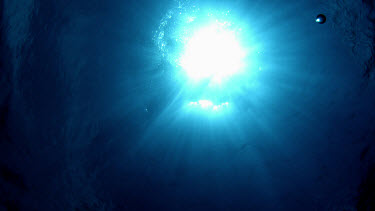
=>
[179,23,246,82]
[188,100,229,111]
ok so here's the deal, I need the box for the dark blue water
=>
[1,0,375,210]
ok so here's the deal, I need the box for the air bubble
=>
[315,14,326,24]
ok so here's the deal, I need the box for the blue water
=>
[1,0,375,210]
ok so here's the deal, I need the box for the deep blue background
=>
[1,0,375,210]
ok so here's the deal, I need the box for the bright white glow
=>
[188,100,229,111]
[180,23,246,82]
[187,16,196,23]
[198,100,213,108]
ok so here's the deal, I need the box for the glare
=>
[188,100,229,111]
[154,4,261,114]
[199,100,213,108]
[179,23,246,82]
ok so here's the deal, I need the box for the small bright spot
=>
[188,100,230,112]
[179,23,246,82]
[187,16,196,23]
[198,100,213,108]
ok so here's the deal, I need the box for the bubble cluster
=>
[153,0,239,69]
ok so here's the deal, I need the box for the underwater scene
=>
[1,0,375,210]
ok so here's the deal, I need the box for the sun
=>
[179,21,246,83]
